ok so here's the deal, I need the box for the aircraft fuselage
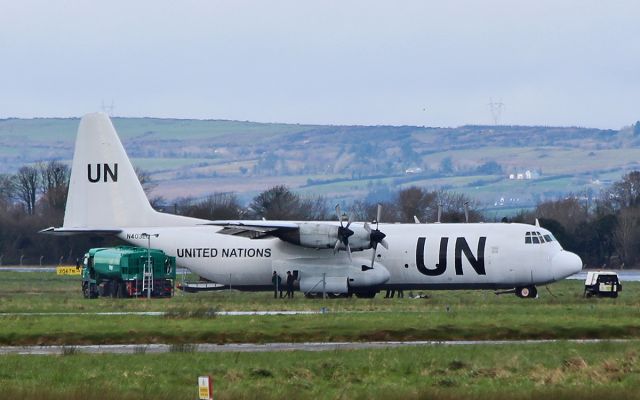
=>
[120,222,580,291]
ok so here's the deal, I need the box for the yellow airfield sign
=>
[198,376,213,400]
[56,266,82,276]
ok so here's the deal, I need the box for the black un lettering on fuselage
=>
[88,163,118,183]
[416,236,487,276]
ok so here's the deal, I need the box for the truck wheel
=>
[89,283,99,299]
[117,282,127,298]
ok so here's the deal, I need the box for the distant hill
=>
[1,117,639,213]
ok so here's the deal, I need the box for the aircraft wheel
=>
[516,286,537,298]
[355,291,377,299]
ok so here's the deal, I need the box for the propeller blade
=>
[370,244,377,268]
[333,239,341,254]
[376,204,382,227]
[335,204,343,226]
[346,244,352,263]
[363,222,371,233]
[346,213,353,229]
[380,239,389,250]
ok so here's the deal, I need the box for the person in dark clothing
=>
[271,271,282,298]
[286,271,295,298]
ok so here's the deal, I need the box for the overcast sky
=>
[1,1,639,128]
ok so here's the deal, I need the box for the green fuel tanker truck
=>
[82,246,176,298]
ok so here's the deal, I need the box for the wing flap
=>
[206,220,299,240]
[217,226,281,239]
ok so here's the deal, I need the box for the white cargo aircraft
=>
[42,113,582,298]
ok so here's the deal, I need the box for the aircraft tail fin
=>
[60,112,200,231]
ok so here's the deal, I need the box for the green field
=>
[1,342,639,400]
[1,271,639,399]
[1,272,639,345]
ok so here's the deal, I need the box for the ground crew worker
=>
[286,271,295,298]
[272,271,282,298]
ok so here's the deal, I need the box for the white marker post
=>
[198,376,213,400]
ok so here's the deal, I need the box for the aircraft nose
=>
[552,251,583,280]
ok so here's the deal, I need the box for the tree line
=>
[1,161,639,268]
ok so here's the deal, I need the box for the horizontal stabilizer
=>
[39,227,122,236]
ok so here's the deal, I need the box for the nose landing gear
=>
[515,286,538,298]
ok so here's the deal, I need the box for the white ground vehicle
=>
[584,271,622,298]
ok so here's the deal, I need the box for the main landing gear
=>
[495,286,538,298]
[515,286,538,298]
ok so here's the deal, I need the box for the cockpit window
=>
[525,231,550,245]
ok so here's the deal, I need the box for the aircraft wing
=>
[205,219,379,256]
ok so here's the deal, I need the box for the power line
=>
[488,98,505,125]
[101,99,115,116]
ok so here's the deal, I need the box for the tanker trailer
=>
[81,246,176,298]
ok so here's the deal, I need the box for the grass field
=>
[1,272,639,345]
[1,342,639,400]
[1,271,639,399]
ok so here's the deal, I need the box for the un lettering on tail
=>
[87,163,118,183]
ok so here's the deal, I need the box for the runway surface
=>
[0,310,323,317]
[0,339,632,355]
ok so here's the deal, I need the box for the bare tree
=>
[0,174,14,207]
[613,207,640,268]
[135,167,157,195]
[605,171,640,211]
[348,200,372,222]
[249,185,307,220]
[13,166,39,215]
[536,197,587,233]
[396,187,437,223]
[39,161,70,211]
[181,193,244,220]
[437,191,482,223]
[300,195,329,221]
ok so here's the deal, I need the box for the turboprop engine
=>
[276,204,389,267]
[291,222,371,251]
